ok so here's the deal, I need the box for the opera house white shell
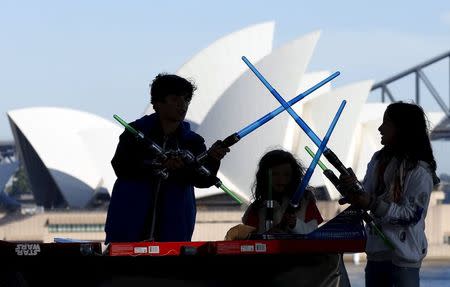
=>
[7,22,446,208]
[7,107,122,208]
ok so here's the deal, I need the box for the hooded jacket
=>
[105,113,219,243]
[363,151,434,268]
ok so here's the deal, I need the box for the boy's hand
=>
[163,157,185,170]
[207,140,230,161]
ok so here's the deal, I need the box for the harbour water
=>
[346,260,450,287]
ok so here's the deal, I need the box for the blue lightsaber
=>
[113,115,243,204]
[242,56,351,177]
[237,71,340,138]
[194,71,340,163]
[290,101,346,206]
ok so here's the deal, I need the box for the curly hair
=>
[252,149,305,202]
[150,73,197,104]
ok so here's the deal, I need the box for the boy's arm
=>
[111,125,162,180]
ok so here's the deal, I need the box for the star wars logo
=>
[15,243,41,256]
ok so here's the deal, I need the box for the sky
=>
[1,0,449,172]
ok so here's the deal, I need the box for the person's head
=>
[378,102,437,173]
[252,149,305,201]
[150,73,197,122]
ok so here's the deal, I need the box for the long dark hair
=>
[252,149,305,202]
[378,102,439,184]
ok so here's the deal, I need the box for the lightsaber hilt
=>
[320,172,394,250]
[195,133,241,164]
[265,200,274,231]
[322,149,365,195]
[323,149,348,176]
[305,146,395,250]
[307,146,363,198]
[222,133,241,147]
[213,178,243,204]
[168,149,243,204]
[324,171,395,250]
[154,169,169,180]
[322,169,339,186]
[173,149,212,177]
[143,159,169,179]
[265,169,274,232]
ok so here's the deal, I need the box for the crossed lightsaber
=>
[242,56,346,208]
[242,56,394,249]
[113,114,242,204]
[114,70,340,204]
[194,71,341,162]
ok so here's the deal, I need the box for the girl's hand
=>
[281,212,297,229]
[286,213,297,228]
[338,168,358,193]
[348,192,373,210]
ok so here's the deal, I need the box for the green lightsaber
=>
[305,146,395,250]
[217,182,243,204]
[113,114,243,204]
[113,114,166,159]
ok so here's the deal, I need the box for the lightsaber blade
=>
[304,145,396,250]
[216,181,243,204]
[194,71,340,163]
[113,114,242,204]
[290,101,346,206]
[113,114,166,160]
[237,71,340,139]
[241,56,350,177]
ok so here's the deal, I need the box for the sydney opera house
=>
[6,22,446,209]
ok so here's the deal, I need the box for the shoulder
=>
[364,150,382,176]
[368,150,383,165]
[181,121,205,144]
[409,161,433,180]
[130,114,157,132]
[404,161,433,191]
[187,130,205,144]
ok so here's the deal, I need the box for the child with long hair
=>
[341,102,439,287]
[241,149,323,235]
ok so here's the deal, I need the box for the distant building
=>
[0,141,20,211]
[7,107,120,209]
[1,195,449,260]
